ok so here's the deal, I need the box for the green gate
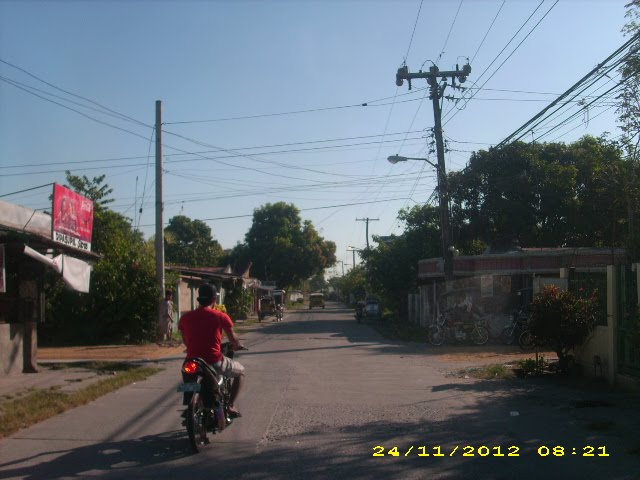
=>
[617,264,640,377]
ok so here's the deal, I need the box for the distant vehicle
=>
[364,298,381,321]
[258,296,274,321]
[273,289,286,307]
[309,292,325,309]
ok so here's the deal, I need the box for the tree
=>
[361,204,441,316]
[448,137,633,250]
[616,0,640,259]
[164,215,224,267]
[242,202,336,288]
[41,173,158,345]
[63,171,114,211]
[528,285,599,370]
[329,265,367,303]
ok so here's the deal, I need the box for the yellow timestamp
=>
[536,445,610,457]
[372,445,521,457]
[372,445,611,457]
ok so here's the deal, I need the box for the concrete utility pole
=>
[155,101,165,310]
[395,63,471,281]
[356,218,379,249]
[347,246,361,268]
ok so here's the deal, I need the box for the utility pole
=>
[347,246,362,268]
[356,217,379,249]
[395,63,471,281]
[155,100,165,318]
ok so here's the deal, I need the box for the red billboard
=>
[52,184,94,252]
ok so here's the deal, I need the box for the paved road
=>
[1,304,638,479]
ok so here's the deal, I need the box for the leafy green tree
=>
[361,204,441,316]
[240,202,336,288]
[615,0,640,259]
[41,173,158,345]
[529,285,599,369]
[329,265,367,304]
[164,215,224,267]
[448,137,635,250]
[63,170,114,211]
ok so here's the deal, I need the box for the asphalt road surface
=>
[1,303,638,479]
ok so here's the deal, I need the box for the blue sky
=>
[0,0,632,276]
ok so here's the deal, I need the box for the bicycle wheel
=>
[428,326,446,346]
[471,325,489,345]
[519,330,535,350]
[500,326,516,345]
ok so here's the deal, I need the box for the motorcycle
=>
[275,304,284,322]
[177,342,246,453]
[427,309,489,346]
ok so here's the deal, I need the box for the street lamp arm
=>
[387,155,438,170]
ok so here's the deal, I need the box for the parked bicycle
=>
[428,308,489,346]
[500,306,530,345]
[518,328,546,350]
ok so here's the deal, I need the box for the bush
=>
[529,285,599,366]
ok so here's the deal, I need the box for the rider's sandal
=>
[227,407,242,418]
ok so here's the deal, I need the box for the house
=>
[166,263,260,320]
[0,200,97,375]
[408,247,639,388]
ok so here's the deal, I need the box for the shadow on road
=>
[21,380,632,480]
[0,431,190,480]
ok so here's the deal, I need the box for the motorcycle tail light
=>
[183,361,199,375]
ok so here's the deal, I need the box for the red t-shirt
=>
[179,306,234,364]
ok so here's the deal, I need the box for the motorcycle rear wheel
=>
[471,325,489,345]
[428,326,446,346]
[186,391,209,453]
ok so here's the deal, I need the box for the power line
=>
[404,0,424,63]
[437,0,464,65]
[470,0,505,64]
[134,196,414,227]
[497,33,639,145]
[442,0,549,123]
[0,182,55,198]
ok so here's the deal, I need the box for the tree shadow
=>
[0,430,191,480]
[24,380,633,480]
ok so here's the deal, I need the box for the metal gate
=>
[617,264,640,377]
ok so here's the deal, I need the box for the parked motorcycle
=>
[177,342,246,453]
[427,310,489,346]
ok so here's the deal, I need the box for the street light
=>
[347,246,361,267]
[338,260,351,276]
[387,155,438,170]
[387,154,454,280]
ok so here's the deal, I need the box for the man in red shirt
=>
[179,283,245,417]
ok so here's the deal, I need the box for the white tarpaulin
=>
[60,255,92,293]
[23,245,92,293]
[23,245,62,273]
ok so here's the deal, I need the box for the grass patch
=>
[370,318,428,342]
[46,361,140,372]
[0,364,162,438]
[459,364,515,380]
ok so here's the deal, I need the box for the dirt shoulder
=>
[37,341,553,364]
[38,342,186,362]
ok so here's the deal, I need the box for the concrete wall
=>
[0,323,24,375]
[574,325,611,379]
